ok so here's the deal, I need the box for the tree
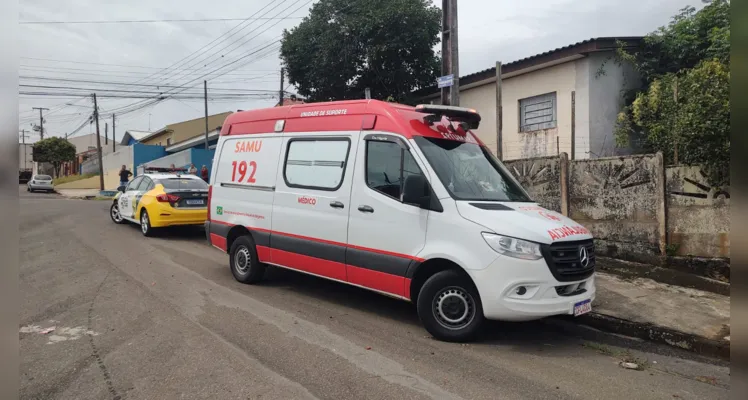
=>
[280,0,441,103]
[613,0,730,185]
[33,137,76,178]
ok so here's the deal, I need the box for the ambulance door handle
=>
[357,205,374,213]
[330,201,345,209]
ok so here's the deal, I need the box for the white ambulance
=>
[206,100,595,342]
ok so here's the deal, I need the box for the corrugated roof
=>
[414,36,642,98]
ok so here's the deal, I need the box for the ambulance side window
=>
[366,141,423,201]
[283,138,351,191]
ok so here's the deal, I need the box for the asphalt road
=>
[19,186,730,400]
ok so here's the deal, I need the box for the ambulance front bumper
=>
[467,256,596,321]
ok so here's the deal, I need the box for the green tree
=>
[33,137,76,178]
[613,0,730,185]
[280,0,441,103]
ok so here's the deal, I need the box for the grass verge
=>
[53,173,97,185]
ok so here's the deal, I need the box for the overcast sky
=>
[18,0,706,144]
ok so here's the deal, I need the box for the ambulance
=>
[205,100,595,342]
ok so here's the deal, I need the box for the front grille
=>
[541,239,595,282]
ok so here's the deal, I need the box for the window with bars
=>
[519,92,557,132]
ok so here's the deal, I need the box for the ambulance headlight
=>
[481,233,542,260]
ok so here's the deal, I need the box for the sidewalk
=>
[55,188,102,199]
[582,271,730,358]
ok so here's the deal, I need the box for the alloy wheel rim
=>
[141,213,149,233]
[111,205,122,222]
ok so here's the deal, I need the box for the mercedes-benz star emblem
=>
[579,246,589,268]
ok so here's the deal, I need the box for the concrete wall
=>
[132,143,167,174]
[459,83,497,153]
[568,154,664,262]
[136,149,192,174]
[586,52,641,158]
[666,166,730,258]
[504,155,563,213]
[189,148,215,176]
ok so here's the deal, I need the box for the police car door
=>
[119,176,143,220]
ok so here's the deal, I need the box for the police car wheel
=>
[110,202,125,224]
[417,270,484,342]
[229,235,265,284]
[140,210,155,237]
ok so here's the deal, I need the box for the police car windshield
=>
[413,136,531,202]
[157,178,208,190]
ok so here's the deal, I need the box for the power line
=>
[20,56,279,71]
[124,0,288,87]
[20,16,304,25]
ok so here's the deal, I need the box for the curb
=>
[573,312,730,360]
[597,257,730,296]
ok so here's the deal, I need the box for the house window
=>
[519,92,557,132]
[283,138,350,191]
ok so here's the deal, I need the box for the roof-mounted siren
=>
[415,104,481,132]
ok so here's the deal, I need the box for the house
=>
[277,95,305,107]
[416,37,643,160]
[119,130,153,146]
[66,133,114,157]
[137,111,233,147]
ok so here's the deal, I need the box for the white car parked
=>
[205,100,596,342]
[27,174,54,193]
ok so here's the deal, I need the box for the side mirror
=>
[402,174,431,209]
[117,186,126,193]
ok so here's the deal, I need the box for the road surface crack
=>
[87,270,121,400]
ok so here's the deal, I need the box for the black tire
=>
[140,209,155,237]
[110,202,125,224]
[229,235,266,284]
[27,187,30,192]
[417,270,484,342]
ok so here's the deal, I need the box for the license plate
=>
[573,299,592,317]
[186,199,204,205]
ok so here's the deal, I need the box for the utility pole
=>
[495,61,503,159]
[204,80,209,150]
[440,0,459,106]
[92,94,104,190]
[365,88,371,100]
[112,114,116,152]
[105,122,108,145]
[32,107,49,140]
[278,68,285,106]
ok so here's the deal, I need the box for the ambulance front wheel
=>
[416,270,484,342]
[230,235,266,284]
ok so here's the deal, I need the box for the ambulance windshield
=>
[413,136,531,202]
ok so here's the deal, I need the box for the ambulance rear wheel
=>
[417,270,484,342]
[230,235,266,284]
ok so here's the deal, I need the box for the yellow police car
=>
[110,168,209,236]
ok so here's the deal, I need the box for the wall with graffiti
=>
[504,152,729,262]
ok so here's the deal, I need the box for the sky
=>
[18,0,708,145]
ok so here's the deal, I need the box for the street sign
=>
[437,74,454,88]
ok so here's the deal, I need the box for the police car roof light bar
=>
[414,104,481,130]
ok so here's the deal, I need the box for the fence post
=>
[655,152,668,257]
[560,152,569,216]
